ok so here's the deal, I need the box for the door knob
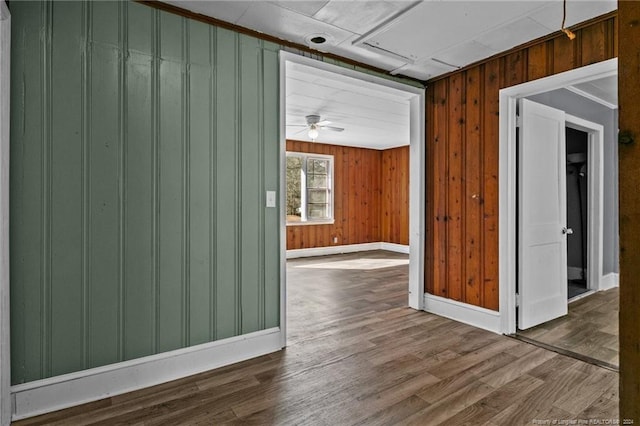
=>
[562,227,574,235]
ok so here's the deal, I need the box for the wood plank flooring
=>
[518,288,619,367]
[14,251,619,425]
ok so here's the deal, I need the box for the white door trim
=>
[499,58,616,334]
[565,114,604,293]
[0,1,11,424]
[278,52,426,327]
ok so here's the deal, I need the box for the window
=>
[286,152,334,224]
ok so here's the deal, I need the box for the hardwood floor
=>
[517,287,619,368]
[14,251,618,425]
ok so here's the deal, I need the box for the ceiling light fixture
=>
[305,33,334,48]
[310,36,326,44]
[561,0,576,40]
[308,124,319,141]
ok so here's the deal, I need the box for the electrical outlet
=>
[333,236,338,243]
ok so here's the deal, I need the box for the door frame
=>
[0,1,10,423]
[564,114,604,294]
[498,58,616,334]
[278,52,426,346]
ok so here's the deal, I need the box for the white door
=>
[518,98,568,330]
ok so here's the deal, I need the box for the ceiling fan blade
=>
[286,124,307,127]
[293,127,308,136]
[316,120,332,126]
[321,126,344,132]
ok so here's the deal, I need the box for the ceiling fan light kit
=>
[287,114,345,142]
[308,125,319,141]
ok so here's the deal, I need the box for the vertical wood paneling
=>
[482,58,500,311]
[187,19,213,346]
[425,13,616,310]
[580,21,607,66]
[214,27,239,340]
[502,51,527,89]
[10,0,46,384]
[262,42,280,330]
[553,35,577,74]
[49,0,85,377]
[380,146,409,245]
[10,1,281,385]
[430,79,448,298]
[526,42,550,81]
[124,1,155,360]
[88,0,121,368]
[447,73,464,302]
[464,67,482,307]
[157,11,185,353]
[239,34,261,335]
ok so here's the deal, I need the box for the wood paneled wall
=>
[286,140,381,249]
[425,13,617,311]
[286,141,409,249]
[381,146,409,245]
[10,1,281,384]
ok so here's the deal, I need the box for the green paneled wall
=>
[9,1,280,385]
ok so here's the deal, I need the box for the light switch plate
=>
[266,191,276,208]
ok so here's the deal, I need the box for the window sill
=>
[286,220,335,227]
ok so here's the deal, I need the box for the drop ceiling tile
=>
[433,40,497,69]
[269,1,330,17]
[166,1,253,24]
[529,0,616,30]
[364,1,551,64]
[332,35,407,69]
[237,1,354,47]
[475,17,553,53]
[312,1,411,34]
[398,60,456,81]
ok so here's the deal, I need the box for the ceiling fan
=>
[288,114,344,141]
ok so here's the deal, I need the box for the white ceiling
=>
[569,75,618,109]
[166,0,616,80]
[164,0,617,149]
[285,61,412,149]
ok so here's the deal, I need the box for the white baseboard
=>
[286,242,409,259]
[11,328,283,421]
[600,272,619,291]
[380,242,410,254]
[423,293,502,334]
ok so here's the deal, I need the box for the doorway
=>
[515,100,604,331]
[498,58,617,335]
[278,52,425,346]
[566,127,590,300]
[500,59,619,368]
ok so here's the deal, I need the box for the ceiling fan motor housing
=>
[306,114,321,125]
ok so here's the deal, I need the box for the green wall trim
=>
[10,0,280,385]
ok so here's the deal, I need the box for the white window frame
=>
[286,152,334,225]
